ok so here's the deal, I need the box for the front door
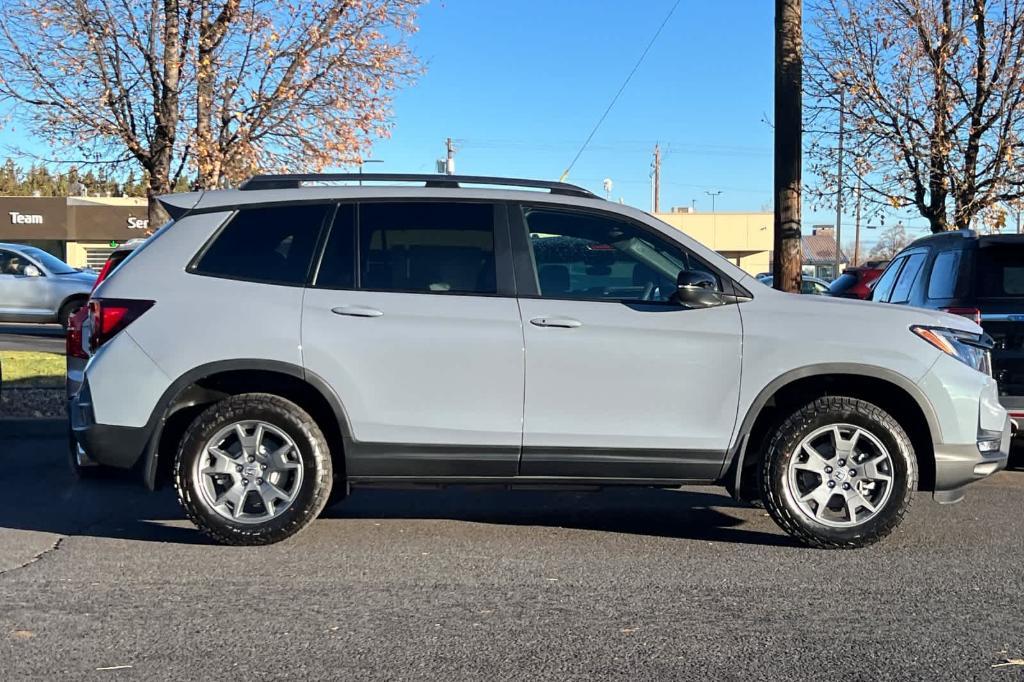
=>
[0,249,50,319]
[302,201,525,479]
[514,206,743,481]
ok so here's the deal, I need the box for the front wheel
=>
[760,396,917,549]
[173,393,333,545]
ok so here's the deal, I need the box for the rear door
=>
[302,201,524,478]
[513,204,743,480]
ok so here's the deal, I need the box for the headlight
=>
[911,326,993,374]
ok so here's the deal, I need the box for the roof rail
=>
[237,173,598,198]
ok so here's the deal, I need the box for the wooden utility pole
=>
[773,0,803,292]
[652,143,661,213]
[853,177,862,266]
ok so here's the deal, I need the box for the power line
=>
[559,0,683,181]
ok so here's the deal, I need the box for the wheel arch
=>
[723,364,940,502]
[143,359,352,490]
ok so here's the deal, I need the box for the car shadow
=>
[0,436,795,548]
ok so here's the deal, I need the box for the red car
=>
[827,261,889,299]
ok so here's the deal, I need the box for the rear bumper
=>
[69,383,149,470]
[932,415,1011,503]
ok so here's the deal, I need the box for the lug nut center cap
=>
[243,463,262,479]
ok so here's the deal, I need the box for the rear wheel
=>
[58,298,86,330]
[173,393,333,545]
[760,396,917,549]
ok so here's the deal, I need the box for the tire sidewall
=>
[176,397,331,543]
[765,399,916,545]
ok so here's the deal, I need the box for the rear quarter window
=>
[926,250,962,300]
[192,204,330,285]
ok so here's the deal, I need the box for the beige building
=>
[654,208,773,275]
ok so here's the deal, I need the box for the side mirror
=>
[23,265,42,277]
[676,270,723,308]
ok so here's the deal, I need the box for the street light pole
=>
[705,190,722,213]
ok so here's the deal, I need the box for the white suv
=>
[70,174,1010,547]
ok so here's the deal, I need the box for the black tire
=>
[174,393,333,546]
[58,297,86,330]
[760,396,917,549]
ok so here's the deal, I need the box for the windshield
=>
[21,247,76,275]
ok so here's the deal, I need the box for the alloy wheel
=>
[194,420,304,524]
[785,423,894,528]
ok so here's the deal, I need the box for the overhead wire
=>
[559,0,683,181]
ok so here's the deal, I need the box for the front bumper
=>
[932,415,1011,504]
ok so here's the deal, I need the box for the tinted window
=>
[871,256,905,302]
[976,245,1024,297]
[524,208,711,301]
[194,204,328,285]
[927,250,962,299]
[314,204,356,289]
[359,202,496,294]
[889,252,926,303]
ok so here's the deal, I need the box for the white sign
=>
[127,216,149,230]
[9,211,43,224]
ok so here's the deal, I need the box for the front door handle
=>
[331,305,383,318]
[530,316,582,328]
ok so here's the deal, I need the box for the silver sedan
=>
[0,242,96,327]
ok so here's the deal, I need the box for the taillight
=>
[941,307,982,326]
[66,308,88,359]
[89,298,154,349]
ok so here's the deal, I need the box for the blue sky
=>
[368,0,935,248]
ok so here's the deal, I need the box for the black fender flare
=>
[720,363,942,496]
[141,359,353,489]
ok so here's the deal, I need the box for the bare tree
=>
[0,0,422,225]
[774,0,804,293]
[868,223,912,260]
[806,0,1024,233]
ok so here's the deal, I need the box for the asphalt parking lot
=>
[0,324,64,354]
[1,435,1023,680]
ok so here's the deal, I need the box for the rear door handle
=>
[331,305,383,318]
[530,316,582,328]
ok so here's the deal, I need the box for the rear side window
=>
[927,250,962,300]
[871,256,905,302]
[193,204,329,285]
[358,202,496,294]
[889,252,926,303]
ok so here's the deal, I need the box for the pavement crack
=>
[0,535,66,578]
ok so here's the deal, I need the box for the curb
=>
[0,418,65,439]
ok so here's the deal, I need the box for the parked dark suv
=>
[871,230,1024,424]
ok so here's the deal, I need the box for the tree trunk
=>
[773,0,803,292]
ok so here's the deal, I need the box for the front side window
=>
[194,204,329,285]
[889,252,926,303]
[20,246,74,275]
[871,256,905,302]
[357,202,496,294]
[523,208,712,302]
